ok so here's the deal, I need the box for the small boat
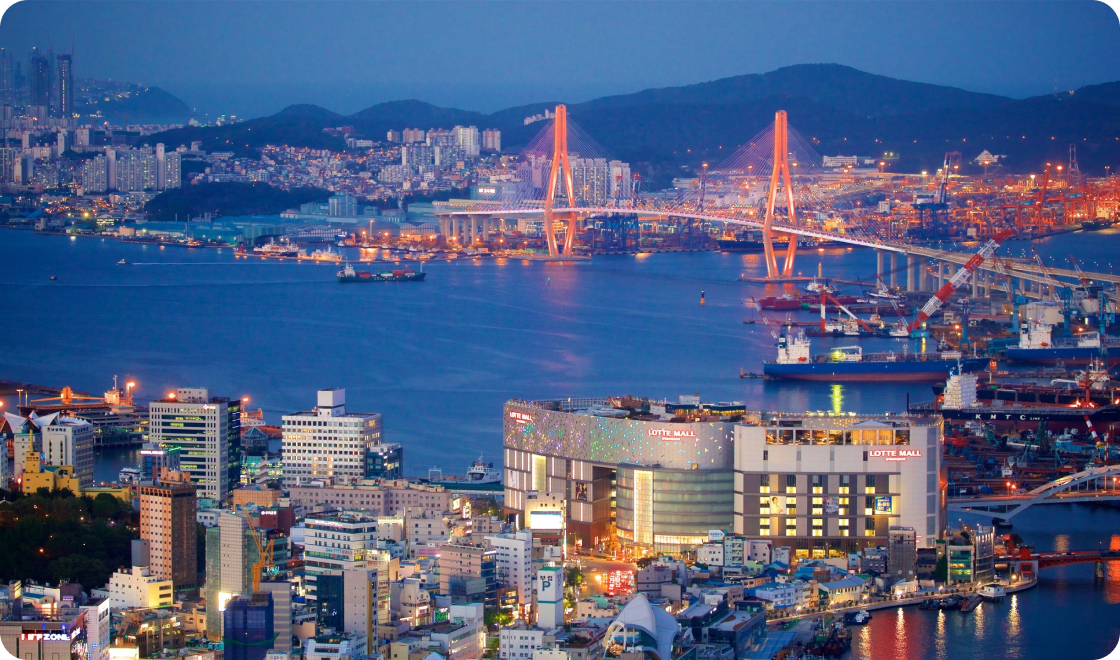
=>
[844,610,872,625]
[49,275,57,281]
[117,259,129,265]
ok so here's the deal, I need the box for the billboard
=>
[823,497,839,515]
[529,509,564,531]
[874,496,893,515]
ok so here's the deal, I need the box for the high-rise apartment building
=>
[139,470,198,589]
[281,389,382,487]
[164,152,182,189]
[386,130,401,143]
[81,155,108,193]
[482,129,501,153]
[116,147,159,191]
[149,387,241,501]
[39,415,94,488]
[402,128,425,143]
[453,126,480,157]
[55,54,72,118]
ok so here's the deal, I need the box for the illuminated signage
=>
[528,509,564,531]
[874,496,893,515]
[478,187,497,195]
[868,448,922,462]
[509,411,533,424]
[648,428,696,439]
[21,633,72,642]
[708,529,725,542]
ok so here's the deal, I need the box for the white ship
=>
[253,239,300,257]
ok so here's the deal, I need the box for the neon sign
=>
[868,448,922,461]
[509,411,532,424]
[648,428,696,439]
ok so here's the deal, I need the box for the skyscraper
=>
[139,470,198,589]
[28,50,51,112]
[55,54,72,118]
[149,387,241,500]
[204,510,260,640]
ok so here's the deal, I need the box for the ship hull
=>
[763,357,989,381]
[717,239,766,252]
[918,405,1120,424]
[339,272,426,282]
[1004,347,1120,365]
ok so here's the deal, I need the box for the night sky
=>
[2,0,1119,118]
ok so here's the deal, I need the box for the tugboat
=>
[337,262,426,282]
[762,330,988,381]
[844,610,872,625]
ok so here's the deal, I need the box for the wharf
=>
[739,275,868,286]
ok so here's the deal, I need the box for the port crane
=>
[907,229,1015,333]
[818,292,876,334]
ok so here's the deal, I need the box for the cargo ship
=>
[914,368,1120,424]
[337,263,426,282]
[1004,322,1120,365]
[762,331,988,381]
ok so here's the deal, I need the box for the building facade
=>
[732,415,944,559]
[40,415,94,488]
[282,389,384,487]
[149,388,241,501]
[139,471,199,589]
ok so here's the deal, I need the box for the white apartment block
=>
[40,415,95,488]
[148,388,234,500]
[287,479,450,516]
[282,389,382,486]
[486,530,533,611]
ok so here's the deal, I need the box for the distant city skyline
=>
[1,1,1119,119]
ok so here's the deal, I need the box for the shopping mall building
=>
[503,396,943,559]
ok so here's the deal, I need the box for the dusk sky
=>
[2,1,1119,118]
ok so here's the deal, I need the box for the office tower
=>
[164,152,182,188]
[281,389,382,487]
[224,593,275,660]
[149,387,240,500]
[139,470,198,589]
[453,126,480,157]
[55,54,72,118]
[81,155,108,193]
[365,442,403,480]
[300,508,378,614]
[438,543,498,608]
[482,129,501,153]
[40,415,94,488]
[28,50,50,110]
[204,511,260,640]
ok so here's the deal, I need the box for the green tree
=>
[935,555,948,582]
[47,555,109,589]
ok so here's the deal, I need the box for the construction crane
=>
[748,297,782,341]
[819,292,876,334]
[242,510,275,594]
[1069,254,1093,287]
[908,229,1015,333]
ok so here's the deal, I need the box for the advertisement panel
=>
[874,496,893,515]
[529,510,564,531]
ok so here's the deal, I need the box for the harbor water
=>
[2,227,1120,657]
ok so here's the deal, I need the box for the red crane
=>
[907,229,1015,333]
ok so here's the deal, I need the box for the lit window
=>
[840,529,850,537]
[812,497,823,505]
[865,529,876,537]
[864,487,876,494]
[785,527,797,536]
[759,486,771,494]
[865,508,874,516]
[839,518,849,527]
[838,508,848,515]
[812,518,823,527]
[812,486,823,494]
[812,508,823,515]
[839,486,849,494]
[786,486,797,494]
[812,529,823,537]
